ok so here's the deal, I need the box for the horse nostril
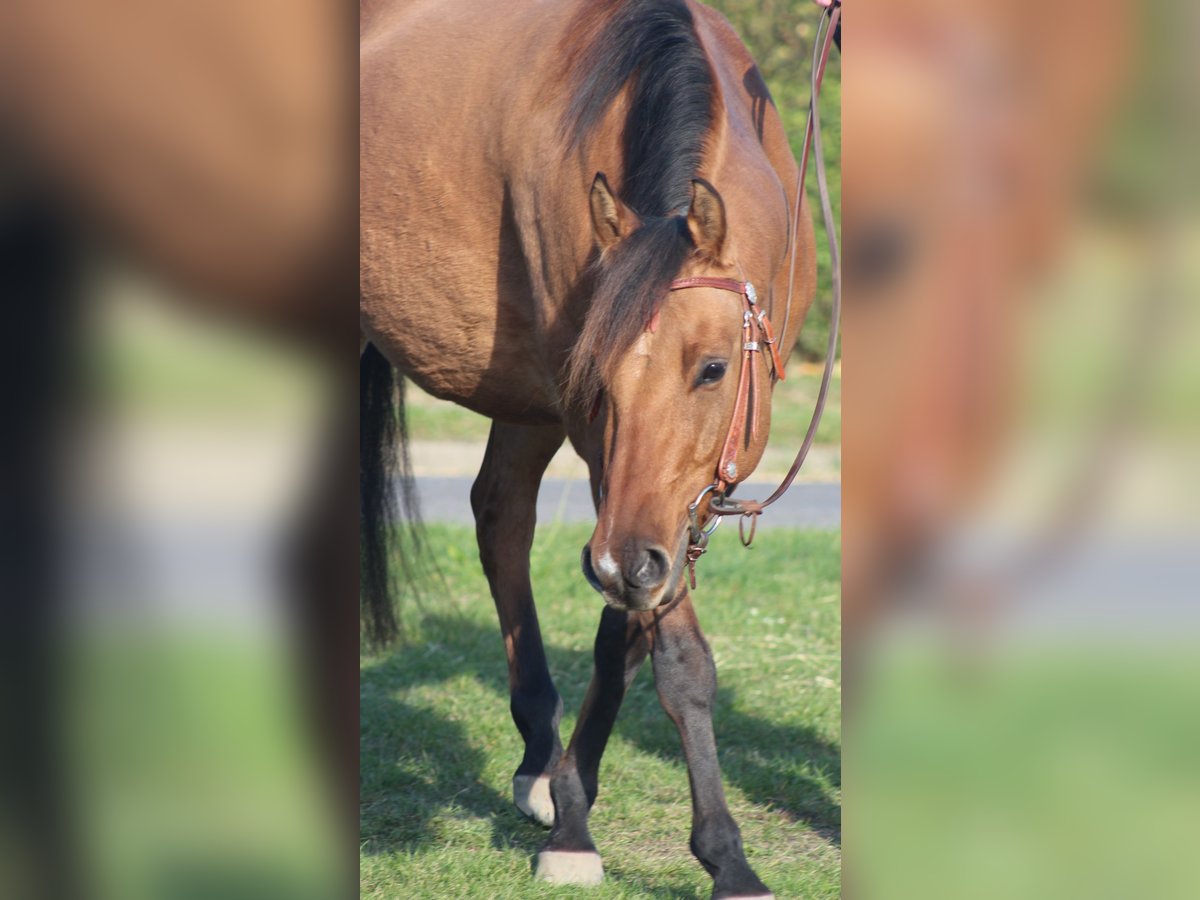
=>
[581,544,604,593]
[626,545,669,590]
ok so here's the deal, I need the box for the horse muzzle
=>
[581,541,673,612]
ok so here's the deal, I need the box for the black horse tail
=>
[359,343,424,646]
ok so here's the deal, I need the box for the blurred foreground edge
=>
[1,2,359,898]
[844,1,1200,898]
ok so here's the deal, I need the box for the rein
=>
[680,2,841,588]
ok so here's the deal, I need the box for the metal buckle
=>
[685,483,725,591]
[745,282,757,305]
[687,483,724,546]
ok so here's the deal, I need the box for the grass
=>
[768,366,841,450]
[403,383,491,442]
[361,523,841,899]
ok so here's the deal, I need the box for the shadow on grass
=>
[360,680,563,867]
[362,610,841,865]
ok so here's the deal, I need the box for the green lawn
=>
[361,524,841,898]
[768,366,841,450]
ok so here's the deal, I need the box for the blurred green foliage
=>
[70,635,339,900]
[709,1,841,361]
[853,643,1200,900]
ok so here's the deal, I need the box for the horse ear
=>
[686,178,726,258]
[589,172,636,252]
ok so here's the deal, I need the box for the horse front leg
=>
[536,606,649,885]
[651,591,773,900]
[471,421,565,826]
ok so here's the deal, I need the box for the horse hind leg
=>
[471,421,565,826]
[536,606,649,885]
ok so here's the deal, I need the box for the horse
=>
[360,0,817,894]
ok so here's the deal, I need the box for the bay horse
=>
[361,0,816,895]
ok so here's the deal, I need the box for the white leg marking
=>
[513,774,555,827]
[535,850,604,886]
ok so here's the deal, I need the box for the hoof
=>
[513,774,554,827]
[719,895,774,900]
[535,850,604,886]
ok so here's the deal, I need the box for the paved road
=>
[413,477,841,528]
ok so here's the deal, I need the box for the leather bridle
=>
[668,276,786,489]
[678,2,842,589]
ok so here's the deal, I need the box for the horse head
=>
[572,172,787,611]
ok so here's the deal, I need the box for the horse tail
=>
[359,342,423,646]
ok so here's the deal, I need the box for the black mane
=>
[564,0,714,215]
[561,0,716,406]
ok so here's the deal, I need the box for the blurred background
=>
[0,1,357,898]
[843,0,1200,897]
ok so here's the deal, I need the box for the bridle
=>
[668,276,785,487]
[677,1,842,589]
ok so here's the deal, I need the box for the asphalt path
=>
[412,477,841,528]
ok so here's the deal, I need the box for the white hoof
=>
[513,774,555,827]
[535,850,604,886]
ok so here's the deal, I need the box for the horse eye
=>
[697,360,728,385]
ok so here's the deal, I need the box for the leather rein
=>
[678,2,842,589]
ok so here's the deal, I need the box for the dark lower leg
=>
[472,423,565,814]
[543,607,649,859]
[652,593,771,899]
